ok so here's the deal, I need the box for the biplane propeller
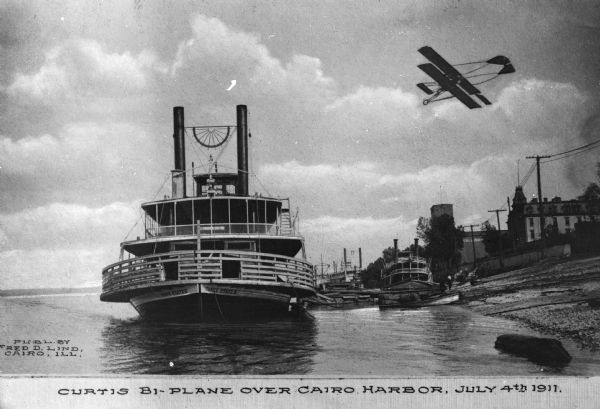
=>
[417,46,515,109]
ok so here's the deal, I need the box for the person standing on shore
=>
[447,275,453,290]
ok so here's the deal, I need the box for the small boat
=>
[379,292,460,309]
[307,290,377,308]
[100,105,316,321]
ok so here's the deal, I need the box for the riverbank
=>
[457,255,600,350]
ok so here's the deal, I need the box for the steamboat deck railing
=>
[101,250,315,295]
[145,222,295,238]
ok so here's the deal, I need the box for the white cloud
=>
[304,214,409,236]
[302,215,417,267]
[7,38,166,103]
[170,15,336,109]
[0,201,141,289]
[259,155,524,231]
[0,201,141,250]
[428,78,591,150]
[325,86,419,117]
[0,122,168,206]
[261,155,515,207]
[0,248,109,289]
[322,86,423,142]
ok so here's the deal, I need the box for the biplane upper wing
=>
[417,63,481,109]
[418,46,482,95]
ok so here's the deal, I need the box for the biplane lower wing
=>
[475,94,492,105]
[416,83,435,95]
[417,63,481,109]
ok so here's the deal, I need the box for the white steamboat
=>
[100,105,316,321]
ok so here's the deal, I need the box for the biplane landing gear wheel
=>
[192,126,231,148]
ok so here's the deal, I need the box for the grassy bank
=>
[455,255,600,350]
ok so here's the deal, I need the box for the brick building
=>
[507,185,600,244]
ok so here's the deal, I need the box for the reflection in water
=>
[4,295,600,376]
[100,318,319,374]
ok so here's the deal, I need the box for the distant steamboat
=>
[378,239,438,308]
[100,105,316,321]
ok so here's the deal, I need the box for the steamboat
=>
[378,239,439,309]
[100,105,316,321]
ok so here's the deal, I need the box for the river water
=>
[1,294,599,376]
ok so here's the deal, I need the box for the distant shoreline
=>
[0,287,101,297]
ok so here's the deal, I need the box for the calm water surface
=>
[1,294,599,376]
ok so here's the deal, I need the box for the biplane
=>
[417,46,515,109]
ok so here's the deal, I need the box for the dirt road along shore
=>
[456,255,600,350]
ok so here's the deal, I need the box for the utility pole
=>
[488,209,507,268]
[465,224,479,269]
[526,155,551,257]
[508,196,517,252]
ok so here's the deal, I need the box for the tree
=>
[403,244,425,257]
[381,246,398,263]
[481,221,512,255]
[578,183,600,202]
[578,162,600,202]
[361,259,385,288]
[361,247,400,288]
[417,214,464,279]
[416,216,430,243]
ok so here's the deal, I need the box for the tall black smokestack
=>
[414,238,419,258]
[236,105,248,196]
[358,248,362,270]
[393,239,398,263]
[173,106,186,198]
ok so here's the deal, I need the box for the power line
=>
[520,162,537,186]
[547,137,600,158]
[542,142,600,164]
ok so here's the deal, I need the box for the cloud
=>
[7,38,166,103]
[170,15,336,110]
[0,201,141,289]
[324,85,421,129]
[302,214,417,267]
[0,201,140,250]
[0,248,109,289]
[304,214,410,236]
[0,122,168,208]
[495,78,588,136]
[260,155,516,216]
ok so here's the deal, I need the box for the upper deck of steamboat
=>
[122,193,303,258]
[120,105,305,259]
[381,255,431,284]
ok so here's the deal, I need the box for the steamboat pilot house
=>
[100,105,316,320]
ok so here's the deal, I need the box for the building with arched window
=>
[507,186,600,244]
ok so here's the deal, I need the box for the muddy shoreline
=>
[456,255,600,350]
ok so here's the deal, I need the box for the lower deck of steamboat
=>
[132,284,309,322]
[103,279,315,322]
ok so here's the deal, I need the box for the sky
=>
[1,0,599,288]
